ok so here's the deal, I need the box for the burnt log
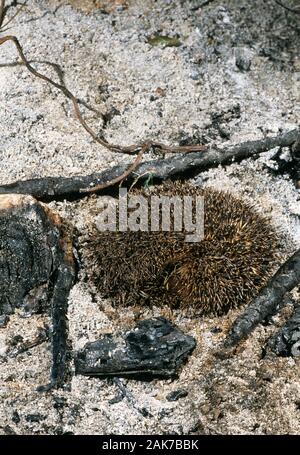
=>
[224,248,300,350]
[75,317,196,379]
[0,194,75,388]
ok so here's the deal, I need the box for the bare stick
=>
[224,248,300,348]
[0,0,5,28]
[0,35,206,156]
[0,2,26,31]
[274,0,300,15]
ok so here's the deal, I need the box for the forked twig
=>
[0,0,5,27]
[0,35,138,155]
[80,143,148,193]
[0,3,25,32]
[274,0,300,15]
[0,1,26,29]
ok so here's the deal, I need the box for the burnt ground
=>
[0,0,299,435]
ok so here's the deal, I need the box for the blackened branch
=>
[0,128,298,200]
[224,248,300,348]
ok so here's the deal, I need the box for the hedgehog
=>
[81,181,281,316]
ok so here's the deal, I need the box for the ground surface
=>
[0,0,299,435]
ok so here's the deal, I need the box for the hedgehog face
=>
[82,182,280,316]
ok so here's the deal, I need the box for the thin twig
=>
[0,0,5,28]
[112,378,152,418]
[0,36,208,158]
[274,0,300,15]
[0,2,26,30]
[0,35,131,154]
[8,327,49,358]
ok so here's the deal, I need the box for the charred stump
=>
[0,194,75,389]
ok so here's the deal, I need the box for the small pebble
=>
[166,389,188,402]
[12,411,20,424]
[235,48,252,71]
[211,326,222,334]
[0,315,9,328]
[25,414,46,423]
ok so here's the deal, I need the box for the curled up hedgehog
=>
[82,181,281,317]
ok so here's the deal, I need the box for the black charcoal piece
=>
[166,389,188,401]
[75,317,196,379]
[235,48,252,71]
[11,411,20,424]
[25,414,46,423]
[0,315,9,328]
[268,306,300,357]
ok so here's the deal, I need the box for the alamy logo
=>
[95,188,204,243]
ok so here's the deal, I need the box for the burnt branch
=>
[48,262,75,389]
[0,128,298,200]
[224,248,300,348]
[274,0,300,15]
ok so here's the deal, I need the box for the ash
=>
[0,0,299,435]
